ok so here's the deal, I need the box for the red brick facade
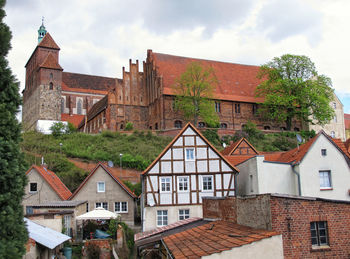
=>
[23,32,302,133]
[203,195,350,258]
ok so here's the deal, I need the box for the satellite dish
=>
[107,160,114,167]
[223,143,227,148]
[296,134,303,143]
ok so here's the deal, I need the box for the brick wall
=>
[202,195,350,259]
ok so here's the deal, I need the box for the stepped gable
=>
[61,114,85,128]
[26,165,72,200]
[62,72,117,92]
[38,32,60,50]
[38,53,63,70]
[150,51,264,103]
[162,220,279,258]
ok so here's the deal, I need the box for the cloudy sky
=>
[4,0,350,113]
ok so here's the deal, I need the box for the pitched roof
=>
[162,220,279,259]
[149,51,264,103]
[69,163,137,200]
[26,165,72,200]
[225,155,256,166]
[31,200,87,208]
[61,113,85,128]
[77,95,108,128]
[62,72,117,92]
[142,122,239,175]
[38,32,60,50]
[221,138,259,156]
[38,53,63,71]
[135,217,203,242]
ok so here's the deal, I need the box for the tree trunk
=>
[286,116,292,131]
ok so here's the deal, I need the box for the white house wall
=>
[143,125,236,231]
[299,134,350,200]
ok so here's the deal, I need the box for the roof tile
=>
[38,53,63,70]
[38,32,60,50]
[163,221,279,258]
[151,52,265,103]
[61,114,85,128]
[26,165,72,200]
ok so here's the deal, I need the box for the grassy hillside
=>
[21,125,315,191]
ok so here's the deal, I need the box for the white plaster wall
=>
[299,134,350,200]
[31,218,62,233]
[236,157,258,196]
[202,234,283,259]
[143,205,202,231]
[258,157,297,195]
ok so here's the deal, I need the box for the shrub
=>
[123,181,142,196]
[202,129,221,148]
[50,122,67,137]
[66,122,77,134]
[119,222,134,251]
[87,243,100,259]
[125,122,133,131]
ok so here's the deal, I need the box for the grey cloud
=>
[256,0,323,45]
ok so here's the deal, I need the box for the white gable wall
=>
[299,134,350,200]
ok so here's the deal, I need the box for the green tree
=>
[255,54,334,130]
[173,62,219,127]
[0,0,28,257]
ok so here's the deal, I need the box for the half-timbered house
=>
[141,123,239,231]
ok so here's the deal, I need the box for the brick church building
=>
[23,23,301,134]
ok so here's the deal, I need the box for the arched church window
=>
[49,82,53,90]
[77,99,82,115]
[50,73,53,80]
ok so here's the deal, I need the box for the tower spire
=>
[38,17,47,43]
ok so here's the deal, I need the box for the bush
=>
[123,181,141,196]
[87,243,100,259]
[119,222,134,251]
[202,129,221,148]
[50,122,67,137]
[125,122,133,131]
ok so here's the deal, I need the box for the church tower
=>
[22,22,63,131]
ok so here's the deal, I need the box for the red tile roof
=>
[62,72,117,92]
[225,155,256,166]
[135,217,202,241]
[344,113,350,129]
[150,51,265,103]
[69,163,137,200]
[61,114,85,128]
[26,165,72,200]
[163,220,279,259]
[78,95,108,128]
[38,32,60,50]
[39,53,63,71]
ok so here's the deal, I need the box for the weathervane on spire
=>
[38,17,47,43]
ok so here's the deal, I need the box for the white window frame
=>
[178,209,190,220]
[97,181,105,192]
[115,201,128,213]
[202,175,213,191]
[330,131,335,138]
[177,176,189,192]
[319,170,332,189]
[29,182,38,193]
[157,210,168,227]
[95,202,108,210]
[160,177,171,193]
[185,148,195,161]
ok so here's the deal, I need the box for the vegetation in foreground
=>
[21,122,315,192]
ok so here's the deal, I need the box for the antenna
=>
[107,161,114,167]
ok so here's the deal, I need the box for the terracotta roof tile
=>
[61,114,85,128]
[69,163,137,200]
[61,82,108,95]
[151,52,265,103]
[163,220,279,258]
[26,165,72,200]
[38,53,63,70]
[62,72,117,92]
[224,155,255,166]
[38,32,60,50]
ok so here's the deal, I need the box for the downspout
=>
[291,162,301,196]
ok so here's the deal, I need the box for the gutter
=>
[291,162,301,196]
